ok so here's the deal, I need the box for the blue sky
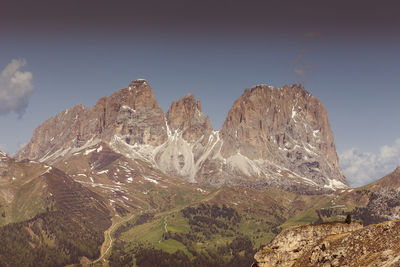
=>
[1,0,400,186]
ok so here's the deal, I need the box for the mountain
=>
[16,79,347,192]
[254,220,400,267]
[201,84,346,190]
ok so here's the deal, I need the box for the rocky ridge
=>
[254,220,400,267]
[254,222,363,266]
[16,80,347,190]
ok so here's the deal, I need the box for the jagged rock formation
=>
[16,80,347,190]
[166,94,213,142]
[254,222,363,266]
[152,94,215,180]
[254,221,400,267]
[16,79,167,162]
[217,84,346,188]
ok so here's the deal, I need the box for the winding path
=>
[158,217,168,243]
[88,212,139,265]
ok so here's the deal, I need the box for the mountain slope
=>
[0,151,112,266]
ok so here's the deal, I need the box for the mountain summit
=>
[16,80,347,191]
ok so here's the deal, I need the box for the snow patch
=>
[291,106,297,119]
[41,166,52,175]
[143,176,159,184]
[324,179,348,190]
[84,148,96,155]
[97,170,109,175]
[196,188,206,193]
[121,105,136,112]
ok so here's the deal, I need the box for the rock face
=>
[166,94,213,142]
[217,84,346,188]
[16,79,167,162]
[254,222,363,266]
[16,80,347,190]
[153,94,215,180]
[254,221,400,267]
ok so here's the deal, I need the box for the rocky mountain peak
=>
[166,94,213,142]
[218,83,346,188]
[93,80,167,146]
[16,80,167,162]
[129,78,148,86]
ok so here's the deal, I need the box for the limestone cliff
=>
[16,80,347,191]
[218,84,346,188]
[16,79,167,162]
[166,94,212,143]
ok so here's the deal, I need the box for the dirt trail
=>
[87,212,138,265]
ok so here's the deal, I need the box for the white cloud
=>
[340,138,400,187]
[0,59,34,117]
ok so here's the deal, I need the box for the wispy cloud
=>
[291,32,321,83]
[340,138,400,187]
[292,48,315,84]
[0,59,34,117]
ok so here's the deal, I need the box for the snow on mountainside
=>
[15,79,347,191]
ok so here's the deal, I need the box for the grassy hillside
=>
[105,185,345,266]
[1,143,397,266]
[0,162,112,266]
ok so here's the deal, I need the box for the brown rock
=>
[254,222,363,267]
[219,84,346,187]
[15,79,167,162]
[16,80,347,190]
[166,94,213,143]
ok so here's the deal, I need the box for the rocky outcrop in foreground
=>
[254,221,400,267]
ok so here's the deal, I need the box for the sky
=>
[1,0,400,187]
